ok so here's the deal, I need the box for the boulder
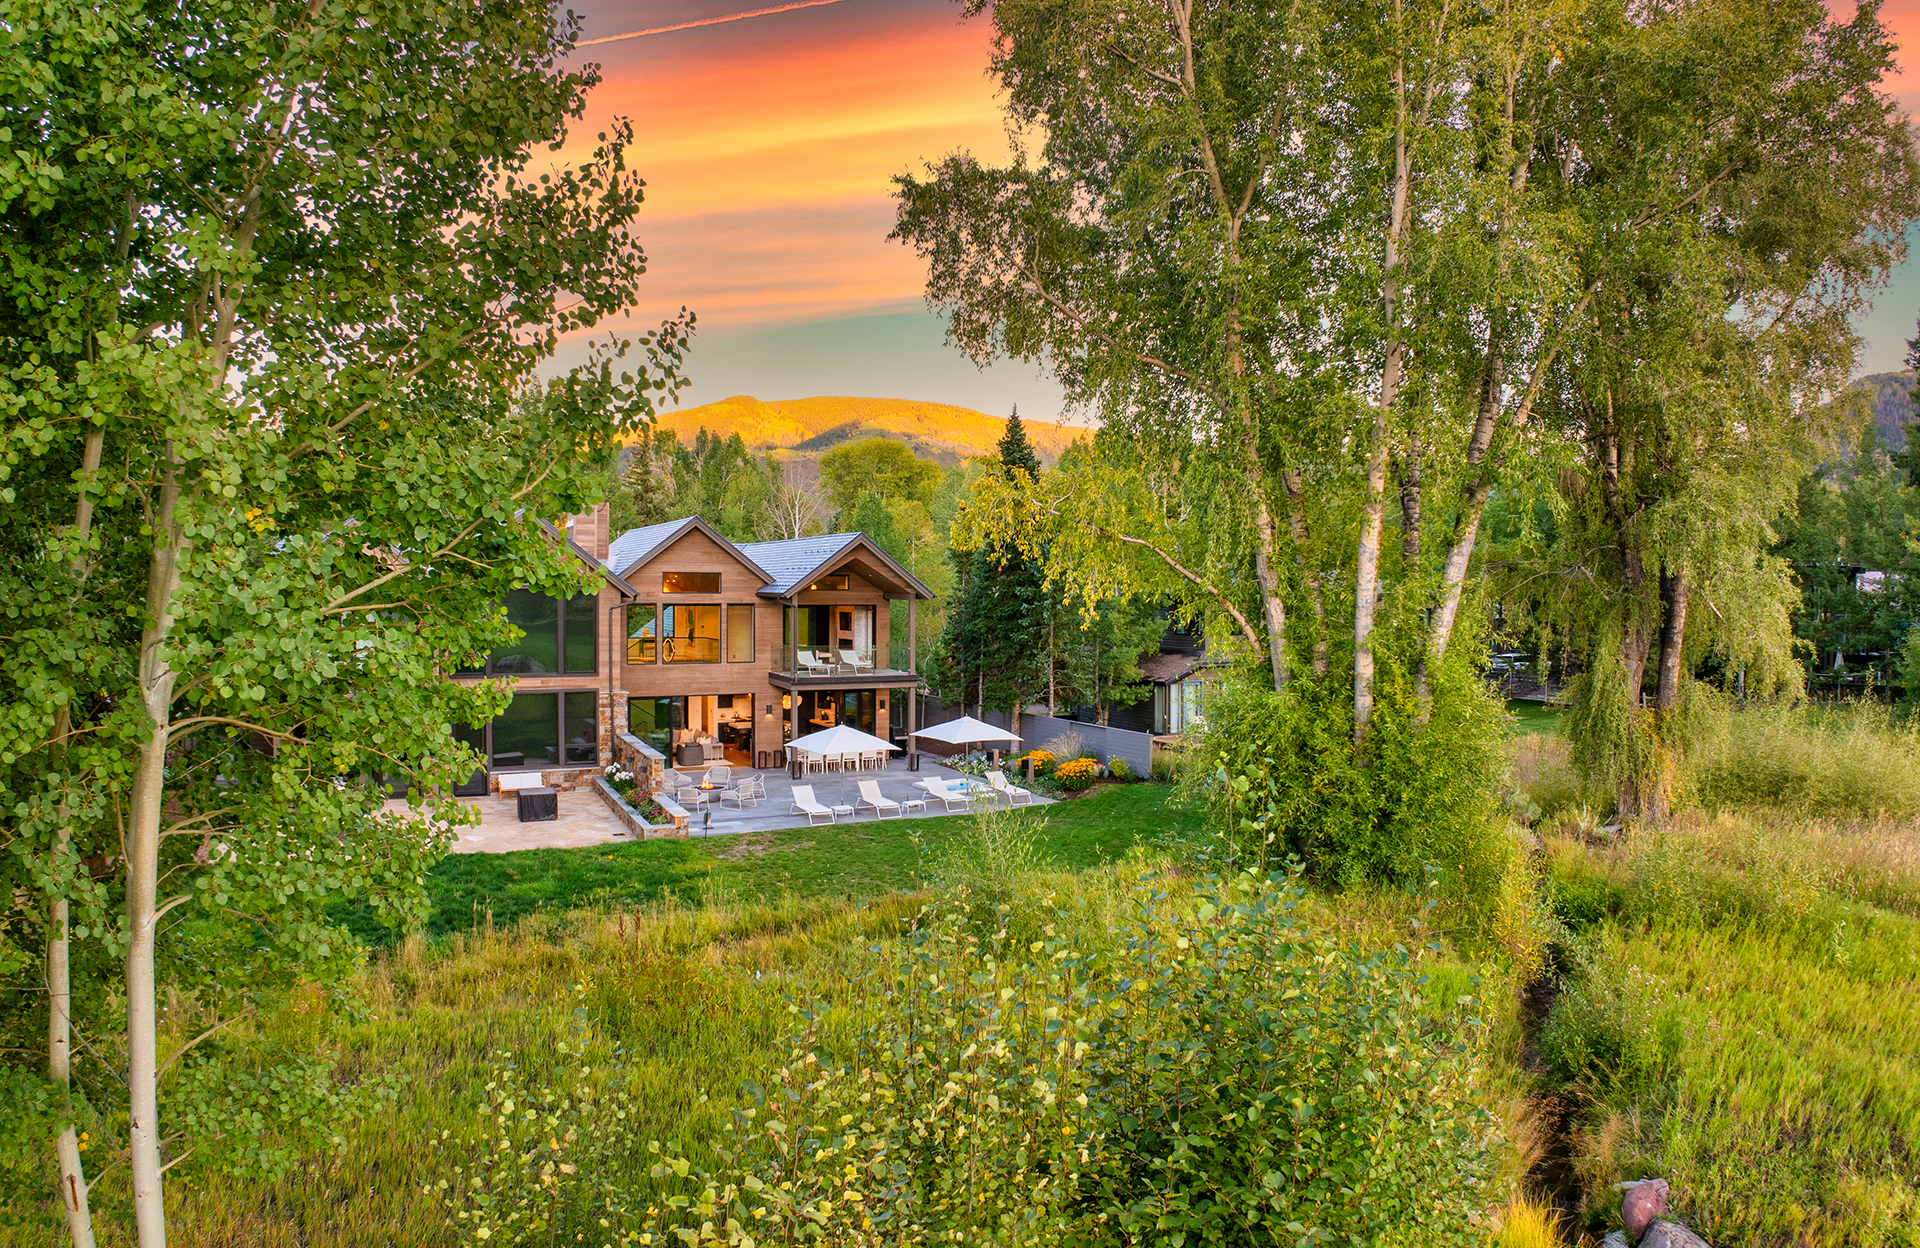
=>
[1619,1178,1713,1247]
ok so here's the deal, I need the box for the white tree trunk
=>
[52,425,104,1248]
[1253,496,1289,691]
[1355,33,1411,750]
[126,471,186,1248]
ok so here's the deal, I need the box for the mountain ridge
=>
[647,395,1089,465]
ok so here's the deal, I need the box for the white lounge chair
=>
[840,648,875,675]
[921,778,972,813]
[987,770,1033,807]
[856,780,901,819]
[790,783,836,825]
[798,649,833,676]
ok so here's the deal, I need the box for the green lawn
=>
[1505,696,1565,736]
[340,781,1199,942]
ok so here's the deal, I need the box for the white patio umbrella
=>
[785,724,899,773]
[909,715,1022,748]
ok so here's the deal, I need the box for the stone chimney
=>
[571,501,611,562]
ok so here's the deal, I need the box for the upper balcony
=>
[768,646,919,690]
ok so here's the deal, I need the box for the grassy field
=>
[1505,697,1566,736]
[1518,705,1920,1246]
[340,780,1197,941]
[31,836,1524,1246]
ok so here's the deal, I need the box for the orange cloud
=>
[534,0,1009,332]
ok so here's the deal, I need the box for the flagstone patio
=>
[392,757,1049,855]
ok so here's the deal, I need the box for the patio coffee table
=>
[516,786,558,823]
[831,804,855,818]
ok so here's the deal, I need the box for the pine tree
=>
[939,410,1049,714]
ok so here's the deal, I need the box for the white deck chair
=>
[798,649,833,676]
[790,784,835,825]
[987,769,1033,807]
[856,780,901,819]
[840,647,875,675]
[921,777,972,813]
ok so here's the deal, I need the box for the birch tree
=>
[1507,0,1915,820]
[0,2,684,1241]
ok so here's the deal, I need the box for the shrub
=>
[1106,755,1133,781]
[1043,729,1087,761]
[1054,756,1100,790]
[1681,698,1920,818]
[633,872,1499,1247]
[1185,667,1509,896]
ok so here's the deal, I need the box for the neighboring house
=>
[450,505,934,792]
[1061,612,1216,736]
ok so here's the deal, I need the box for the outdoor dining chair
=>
[707,764,732,786]
[855,780,901,819]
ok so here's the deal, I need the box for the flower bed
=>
[1054,756,1100,791]
[599,765,674,829]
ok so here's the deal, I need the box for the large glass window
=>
[563,691,598,764]
[564,595,598,674]
[469,591,598,676]
[662,603,720,663]
[491,692,560,769]
[784,605,829,647]
[492,590,557,673]
[663,571,720,593]
[628,696,680,754]
[808,574,849,591]
[452,721,488,795]
[627,604,657,664]
[727,603,755,662]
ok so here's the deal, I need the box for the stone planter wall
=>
[611,732,666,794]
[590,775,675,838]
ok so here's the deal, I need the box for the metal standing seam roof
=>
[734,532,862,595]
[603,517,699,576]
[736,531,936,599]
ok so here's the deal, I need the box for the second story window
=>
[627,604,657,664]
[663,603,720,663]
[463,590,598,677]
[807,574,849,591]
[727,603,755,662]
[663,572,720,593]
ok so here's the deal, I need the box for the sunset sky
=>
[551,0,1920,422]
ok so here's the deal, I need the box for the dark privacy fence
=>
[911,697,1156,777]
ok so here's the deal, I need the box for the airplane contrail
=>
[576,0,852,45]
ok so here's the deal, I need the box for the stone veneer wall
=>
[610,731,666,794]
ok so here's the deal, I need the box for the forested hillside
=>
[650,394,1085,466]
[1858,370,1916,449]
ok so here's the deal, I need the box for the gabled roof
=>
[604,515,774,585]
[736,531,935,599]
[1137,651,1205,685]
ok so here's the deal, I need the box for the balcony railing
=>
[785,647,880,677]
